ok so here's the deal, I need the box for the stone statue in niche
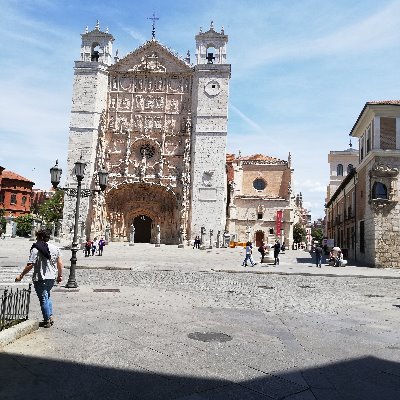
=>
[154,96,164,110]
[155,78,164,91]
[135,77,144,92]
[168,99,179,113]
[185,118,191,133]
[134,115,143,131]
[111,78,118,90]
[144,95,154,110]
[120,97,130,109]
[110,97,116,109]
[135,95,144,110]
[166,118,176,134]
[108,115,116,129]
[154,116,162,129]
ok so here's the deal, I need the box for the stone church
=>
[62,21,230,244]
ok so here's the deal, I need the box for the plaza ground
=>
[0,238,399,399]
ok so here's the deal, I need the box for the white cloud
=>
[235,1,400,72]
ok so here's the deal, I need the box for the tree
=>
[38,190,64,224]
[15,214,34,237]
[311,227,324,244]
[293,222,306,244]
[0,209,6,233]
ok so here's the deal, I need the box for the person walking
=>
[91,237,98,256]
[242,241,256,267]
[15,229,63,328]
[315,243,323,268]
[193,235,200,249]
[258,242,266,263]
[272,240,281,265]
[84,238,91,257]
[98,238,105,256]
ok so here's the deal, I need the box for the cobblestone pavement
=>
[1,238,400,399]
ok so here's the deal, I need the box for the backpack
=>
[258,246,264,253]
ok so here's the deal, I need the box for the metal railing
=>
[0,284,32,331]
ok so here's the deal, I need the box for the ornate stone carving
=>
[129,52,167,73]
[370,163,399,178]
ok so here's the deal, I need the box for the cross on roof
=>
[147,12,159,39]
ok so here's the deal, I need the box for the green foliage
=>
[15,214,34,237]
[38,190,64,224]
[311,227,324,244]
[0,208,5,233]
[293,222,306,244]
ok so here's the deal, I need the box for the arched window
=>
[206,46,216,64]
[253,178,266,191]
[337,164,343,176]
[372,182,388,200]
[347,164,353,173]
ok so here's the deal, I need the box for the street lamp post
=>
[50,159,108,288]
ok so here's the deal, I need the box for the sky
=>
[1,0,400,220]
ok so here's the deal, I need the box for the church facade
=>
[62,22,230,244]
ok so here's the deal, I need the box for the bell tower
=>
[190,22,231,238]
[62,21,114,236]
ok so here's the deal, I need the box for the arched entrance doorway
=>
[134,215,152,243]
[105,183,180,243]
[255,230,265,247]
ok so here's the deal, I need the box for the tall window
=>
[372,182,388,200]
[359,221,365,253]
[10,194,17,205]
[22,196,27,206]
[337,164,343,176]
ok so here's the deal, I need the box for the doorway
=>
[255,231,264,247]
[134,215,152,243]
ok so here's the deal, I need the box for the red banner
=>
[276,210,283,234]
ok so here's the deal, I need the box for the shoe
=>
[43,320,51,328]
[49,316,54,326]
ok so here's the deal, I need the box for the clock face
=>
[204,80,220,96]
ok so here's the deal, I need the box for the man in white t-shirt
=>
[15,229,63,328]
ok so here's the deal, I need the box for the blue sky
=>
[1,0,400,219]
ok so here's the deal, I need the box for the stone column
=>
[129,223,135,246]
[11,219,17,238]
[200,226,206,250]
[29,220,36,241]
[178,227,184,248]
[155,224,161,247]
[246,225,251,242]
[216,230,221,248]
[79,222,85,244]
[105,224,110,245]
[208,229,213,249]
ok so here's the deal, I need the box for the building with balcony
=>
[326,101,400,267]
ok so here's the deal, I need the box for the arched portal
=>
[134,215,152,243]
[255,230,265,247]
[105,183,179,244]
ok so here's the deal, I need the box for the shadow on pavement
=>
[1,353,400,399]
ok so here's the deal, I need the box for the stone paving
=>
[0,237,400,399]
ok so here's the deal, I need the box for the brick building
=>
[0,170,35,216]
